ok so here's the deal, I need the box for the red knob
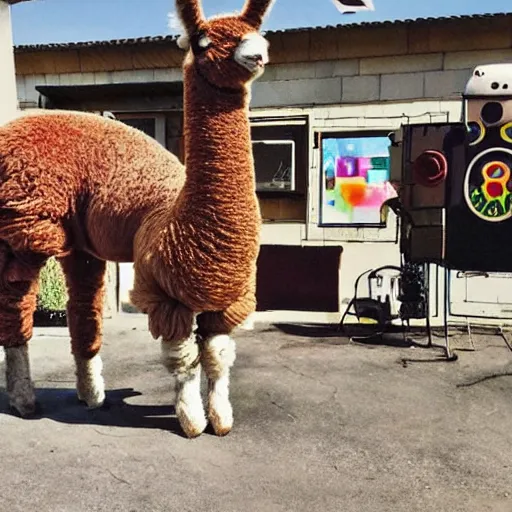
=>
[413,150,448,187]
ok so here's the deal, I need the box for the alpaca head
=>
[175,0,274,90]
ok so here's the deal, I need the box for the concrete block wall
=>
[16,68,183,107]
[250,48,512,108]
[251,99,462,313]
[16,48,511,111]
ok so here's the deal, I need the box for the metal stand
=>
[339,262,460,361]
[442,267,458,361]
[498,326,512,352]
[403,263,458,362]
[466,318,476,351]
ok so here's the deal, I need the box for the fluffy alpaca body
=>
[0,110,184,265]
[0,110,186,416]
[0,0,273,438]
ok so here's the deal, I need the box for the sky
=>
[10,0,512,46]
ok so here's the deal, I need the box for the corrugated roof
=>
[13,12,511,53]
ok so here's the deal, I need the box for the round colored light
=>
[486,181,504,198]
[467,120,485,146]
[485,163,505,178]
[500,122,512,143]
[482,160,510,182]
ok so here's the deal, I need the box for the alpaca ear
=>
[240,0,274,28]
[175,0,204,35]
[177,34,190,51]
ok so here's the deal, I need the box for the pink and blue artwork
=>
[320,135,397,225]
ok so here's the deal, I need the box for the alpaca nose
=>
[240,34,269,60]
[250,51,268,66]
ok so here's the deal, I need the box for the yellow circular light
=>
[500,121,512,143]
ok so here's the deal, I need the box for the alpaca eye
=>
[190,31,212,55]
[198,35,212,49]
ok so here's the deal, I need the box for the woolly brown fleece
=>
[0,110,185,348]
[60,251,106,359]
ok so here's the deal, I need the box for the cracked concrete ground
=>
[0,315,511,512]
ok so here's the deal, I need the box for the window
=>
[115,113,167,147]
[120,117,156,138]
[253,140,295,192]
[251,116,308,195]
[319,131,397,226]
[250,116,309,222]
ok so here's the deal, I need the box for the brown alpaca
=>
[0,0,273,438]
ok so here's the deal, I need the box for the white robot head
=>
[465,63,512,98]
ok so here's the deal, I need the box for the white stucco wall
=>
[0,2,18,124]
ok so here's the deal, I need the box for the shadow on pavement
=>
[273,322,419,348]
[0,387,188,437]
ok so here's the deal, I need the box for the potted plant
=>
[34,257,68,327]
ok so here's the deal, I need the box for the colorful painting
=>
[320,135,397,225]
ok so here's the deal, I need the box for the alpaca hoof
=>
[209,413,233,437]
[75,354,105,409]
[9,382,37,418]
[208,395,234,437]
[10,402,37,418]
[176,402,208,438]
[77,388,106,409]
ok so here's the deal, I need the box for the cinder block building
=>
[10,11,512,324]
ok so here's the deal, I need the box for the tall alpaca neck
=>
[178,64,258,221]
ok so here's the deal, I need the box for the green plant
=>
[37,257,68,311]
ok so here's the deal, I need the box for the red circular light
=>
[486,181,504,198]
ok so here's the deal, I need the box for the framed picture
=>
[319,131,397,226]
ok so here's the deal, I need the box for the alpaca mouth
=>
[240,56,266,73]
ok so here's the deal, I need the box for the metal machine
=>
[391,63,512,359]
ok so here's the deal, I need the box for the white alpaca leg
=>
[201,335,236,436]
[5,345,36,417]
[161,333,207,438]
[74,354,105,409]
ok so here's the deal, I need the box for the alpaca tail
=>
[130,286,195,342]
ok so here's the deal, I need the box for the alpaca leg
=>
[200,334,236,436]
[5,344,36,417]
[59,251,106,409]
[161,321,207,438]
[197,289,255,436]
[0,254,43,417]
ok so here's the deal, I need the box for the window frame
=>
[318,129,395,228]
[250,116,309,198]
[253,139,297,192]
